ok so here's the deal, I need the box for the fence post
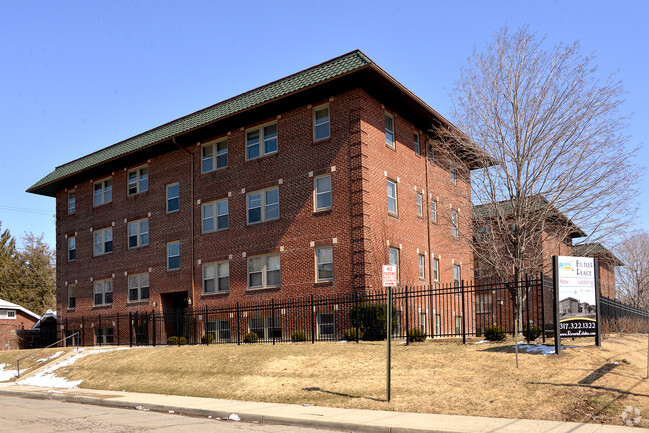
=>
[405,286,410,345]
[152,310,156,347]
[461,280,466,344]
[205,306,209,346]
[129,312,133,347]
[525,274,531,343]
[65,317,68,347]
[81,316,85,347]
[355,291,360,343]
[311,294,315,344]
[272,299,276,345]
[540,273,546,343]
[98,314,102,347]
[116,312,120,346]
[236,302,241,346]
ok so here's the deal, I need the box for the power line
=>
[0,205,54,216]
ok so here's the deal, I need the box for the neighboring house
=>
[0,299,40,350]
[28,50,485,345]
[573,243,623,299]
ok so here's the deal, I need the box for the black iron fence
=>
[600,296,649,321]
[62,275,559,347]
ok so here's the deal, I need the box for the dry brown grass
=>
[0,347,72,373]
[33,335,649,426]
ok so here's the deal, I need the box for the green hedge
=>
[351,302,399,341]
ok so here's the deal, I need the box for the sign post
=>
[382,265,397,403]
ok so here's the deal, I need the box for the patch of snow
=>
[474,340,489,344]
[515,344,576,355]
[36,351,64,363]
[0,364,18,382]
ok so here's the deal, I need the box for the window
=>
[202,139,228,173]
[454,265,461,289]
[414,131,420,155]
[452,210,459,237]
[68,191,76,214]
[0,310,16,319]
[128,166,148,195]
[435,314,441,337]
[167,183,179,213]
[317,313,335,338]
[418,254,425,280]
[67,284,76,309]
[128,273,149,302]
[248,254,281,289]
[202,199,229,233]
[68,236,76,262]
[128,219,149,249]
[475,293,493,314]
[205,319,231,342]
[167,241,180,271]
[389,247,399,283]
[248,316,281,340]
[247,187,279,224]
[420,313,427,334]
[314,174,332,211]
[203,261,230,294]
[93,178,112,207]
[433,258,440,282]
[385,112,395,148]
[450,165,457,184]
[431,200,437,223]
[95,327,114,345]
[416,193,423,217]
[428,143,435,162]
[387,179,397,215]
[316,246,334,282]
[93,279,113,306]
[313,105,330,141]
[455,316,463,336]
[93,227,113,256]
[246,122,278,160]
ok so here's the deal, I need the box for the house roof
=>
[472,195,587,238]
[28,50,487,197]
[0,299,41,321]
[573,243,624,266]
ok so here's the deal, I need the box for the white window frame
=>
[93,227,113,256]
[68,284,76,309]
[248,316,282,341]
[416,192,423,217]
[246,121,278,161]
[0,310,16,319]
[166,183,179,213]
[202,199,229,233]
[68,236,76,262]
[246,187,279,225]
[414,131,420,155]
[201,139,228,173]
[167,241,180,271]
[385,112,395,148]
[389,247,400,284]
[128,165,148,196]
[202,261,230,294]
[205,319,231,342]
[128,218,149,249]
[452,210,459,237]
[431,200,437,223]
[314,174,332,211]
[68,190,76,214]
[387,179,398,215]
[94,327,114,345]
[313,104,330,141]
[128,273,150,302]
[247,254,281,290]
[433,258,440,282]
[93,178,112,207]
[93,278,113,306]
[454,264,461,290]
[418,254,425,280]
[450,164,457,184]
[315,246,334,282]
[420,312,427,334]
[317,312,335,338]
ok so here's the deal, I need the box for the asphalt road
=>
[0,395,346,433]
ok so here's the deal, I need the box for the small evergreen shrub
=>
[166,336,188,345]
[343,327,363,341]
[483,325,507,341]
[201,334,215,344]
[244,332,259,343]
[350,302,399,341]
[523,326,543,341]
[407,328,426,342]
[291,329,308,342]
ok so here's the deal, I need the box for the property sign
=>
[382,265,397,287]
[556,256,597,338]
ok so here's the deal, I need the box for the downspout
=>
[424,137,433,289]
[173,137,195,312]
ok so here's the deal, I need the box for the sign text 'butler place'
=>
[557,256,597,337]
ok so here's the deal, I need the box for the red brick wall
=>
[598,260,617,299]
[1,310,38,350]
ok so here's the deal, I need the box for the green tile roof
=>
[28,50,372,195]
[573,243,624,265]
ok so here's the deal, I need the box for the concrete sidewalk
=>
[0,383,646,433]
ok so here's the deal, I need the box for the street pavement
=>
[1,383,648,433]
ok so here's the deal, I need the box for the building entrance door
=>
[161,291,188,341]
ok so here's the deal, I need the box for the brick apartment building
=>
[0,299,40,350]
[573,243,623,299]
[28,50,483,344]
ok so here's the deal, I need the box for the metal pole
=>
[553,256,562,356]
[594,257,602,347]
[405,286,409,345]
[311,294,315,344]
[355,291,360,343]
[129,312,133,347]
[386,286,392,402]
[152,310,156,347]
[272,299,276,345]
[237,302,241,346]
[541,273,546,344]
[461,280,466,344]
[525,274,530,343]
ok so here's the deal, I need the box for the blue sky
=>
[1,1,647,250]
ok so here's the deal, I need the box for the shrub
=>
[166,336,187,345]
[343,327,363,341]
[523,326,543,341]
[291,329,308,342]
[351,302,399,341]
[407,328,426,342]
[483,325,506,341]
[201,334,214,344]
[244,332,259,344]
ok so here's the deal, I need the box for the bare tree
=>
[615,232,649,310]
[433,27,641,331]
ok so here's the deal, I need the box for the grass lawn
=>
[4,334,649,426]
